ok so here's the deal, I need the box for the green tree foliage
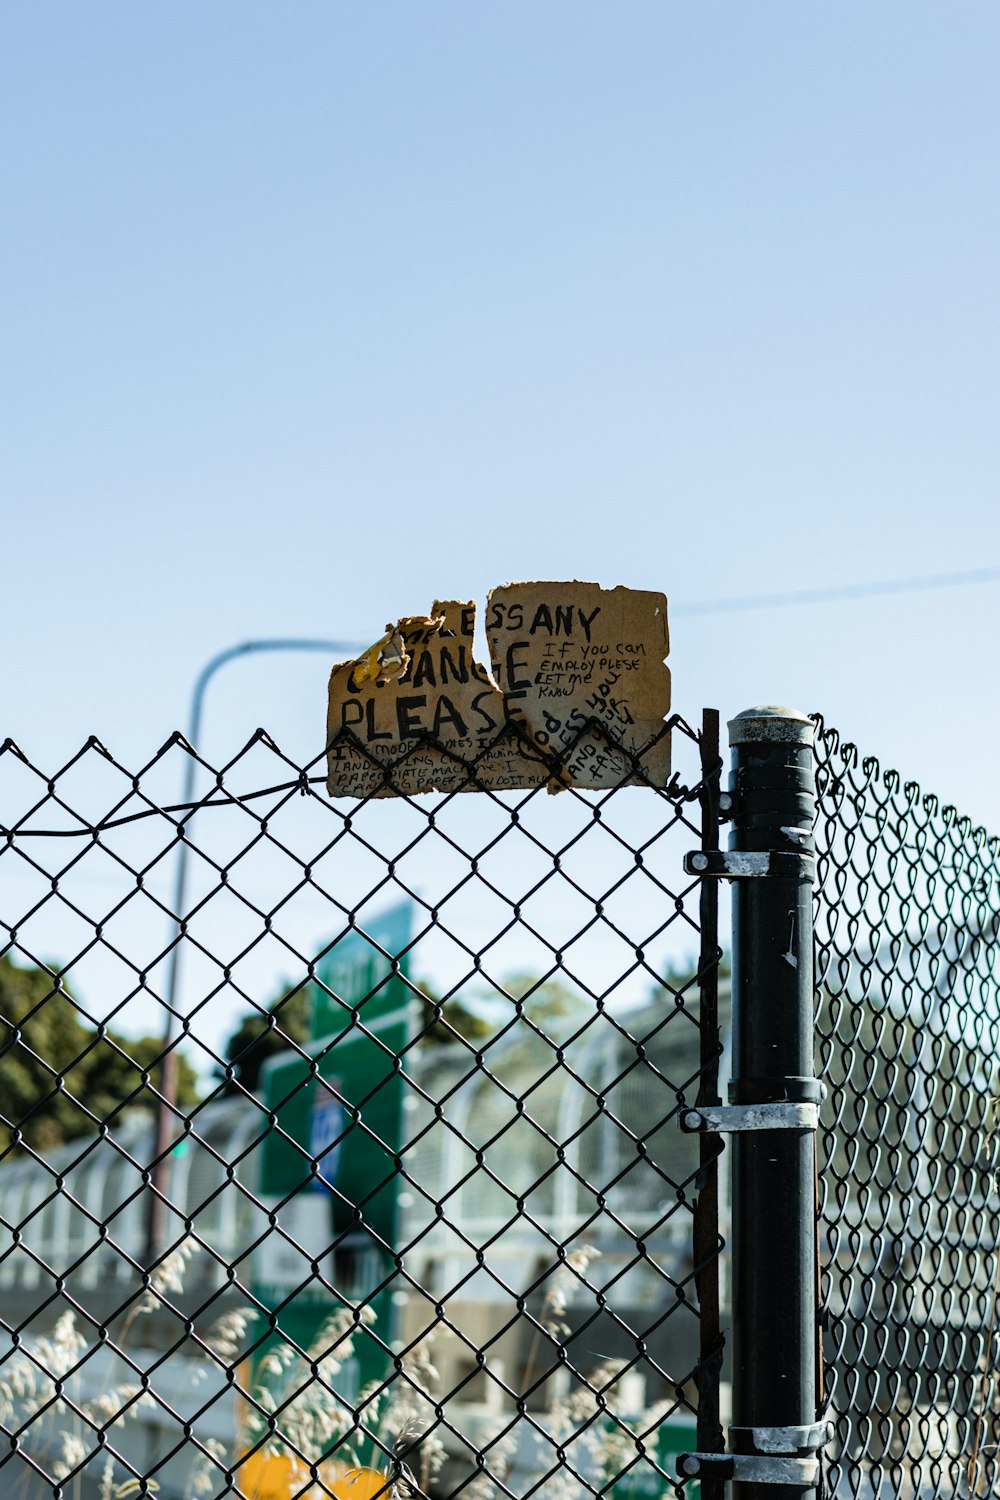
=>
[661,951,731,993]
[83,1032,200,1134]
[500,972,587,1022]
[415,973,589,1047]
[219,976,496,1087]
[218,980,312,1095]
[415,981,496,1048]
[0,955,199,1153]
[220,967,601,1089]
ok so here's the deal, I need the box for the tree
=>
[82,1030,200,1134]
[0,955,199,1153]
[218,979,312,1095]
[219,969,596,1089]
[414,981,496,1048]
[500,972,587,1023]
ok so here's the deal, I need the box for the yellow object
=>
[235,1451,298,1498]
[349,627,395,691]
[348,624,412,692]
[235,1450,389,1499]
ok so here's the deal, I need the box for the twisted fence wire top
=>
[0,715,721,1500]
[813,715,1000,1500]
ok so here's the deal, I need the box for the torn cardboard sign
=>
[326,582,670,798]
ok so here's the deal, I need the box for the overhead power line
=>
[673,564,1000,617]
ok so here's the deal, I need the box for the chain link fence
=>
[0,713,724,1500]
[814,716,1000,1499]
[12,703,995,1500]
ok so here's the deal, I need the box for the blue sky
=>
[4,2,999,797]
[2,4,998,1053]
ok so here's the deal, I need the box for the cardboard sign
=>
[486,581,670,790]
[326,582,669,798]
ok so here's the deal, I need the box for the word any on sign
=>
[326,581,670,798]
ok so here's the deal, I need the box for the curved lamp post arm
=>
[146,636,364,1266]
[168,637,363,1001]
[171,638,362,905]
[179,638,361,805]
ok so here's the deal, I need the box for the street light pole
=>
[144,637,364,1269]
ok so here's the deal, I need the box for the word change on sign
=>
[326,581,670,798]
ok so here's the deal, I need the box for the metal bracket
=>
[677,1419,831,1485]
[684,849,814,880]
[730,1421,832,1455]
[677,1452,820,1486]
[681,1101,819,1133]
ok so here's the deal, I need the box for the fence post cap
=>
[728,707,814,747]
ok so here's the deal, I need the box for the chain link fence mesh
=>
[0,714,723,1500]
[814,716,1000,1500]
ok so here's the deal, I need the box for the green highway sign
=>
[310,901,412,1044]
[253,902,415,1415]
[606,1419,699,1500]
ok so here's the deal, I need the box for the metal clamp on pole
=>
[729,1422,832,1455]
[681,1102,819,1134]
[677,1420,831,1488]
[677,1453,820,1488]
[684,849,815,881]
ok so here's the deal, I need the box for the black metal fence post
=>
[728,707,820,1500]
[693,708,726,1500]
[679,707,826,1494]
